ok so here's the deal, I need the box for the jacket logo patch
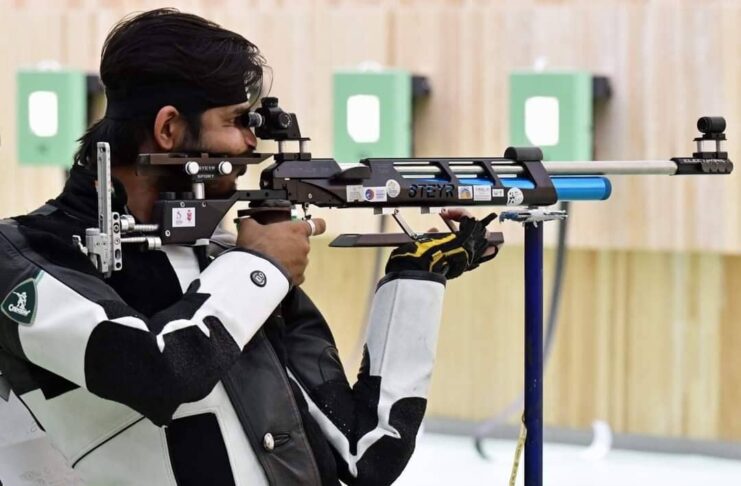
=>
[1,274,42,326]
[250,270,267,287]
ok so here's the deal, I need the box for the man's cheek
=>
[205,177,237,197]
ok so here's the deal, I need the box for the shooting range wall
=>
[0,0,739,441]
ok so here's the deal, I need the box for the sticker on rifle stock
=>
[473,185,491,201]
[492,188,505,198]
[458,186,473,200]
[385,179,401,198]
[172,207,196,227]
[364,187,387,202]
[346,185,364,202]
[506,187,524,206]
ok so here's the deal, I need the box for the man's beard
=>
[162,135,244,198]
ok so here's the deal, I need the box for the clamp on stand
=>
[500,208,567,226]
[500,206,569,486]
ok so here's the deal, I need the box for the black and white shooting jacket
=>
[0,166,447,486]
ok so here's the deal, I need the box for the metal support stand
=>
[500,208,566,486]
[524,221,544,486]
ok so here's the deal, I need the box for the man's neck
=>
[111,166,160,223]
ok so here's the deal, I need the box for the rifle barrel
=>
[393,160,678,178]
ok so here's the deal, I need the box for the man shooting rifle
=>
[0,9,497,486]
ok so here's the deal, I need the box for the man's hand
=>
[386,210,498,279]
[236,217,326,286]
[436,208,499,259]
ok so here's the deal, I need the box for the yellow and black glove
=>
[385,213,498,279]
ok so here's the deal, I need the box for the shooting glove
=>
[385,212,498,279]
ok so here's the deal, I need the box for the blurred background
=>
[1,0,740,484]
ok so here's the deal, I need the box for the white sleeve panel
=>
[157,250,290,349]
[17,250,289,389]
[294,275,445,477]
[353,276,445,462]
[364,276,446,399]
[160,246,201,293]
[17,271,134,389]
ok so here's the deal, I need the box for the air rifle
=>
[76,97,732,277]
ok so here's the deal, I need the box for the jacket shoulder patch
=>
[1,272,43,326]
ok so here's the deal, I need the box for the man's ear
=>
[152,105,186,151]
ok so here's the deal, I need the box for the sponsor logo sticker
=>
[172,207,196,227]
[492,188,505,198]
[385,179,401,199]
[458,186,473,200]
[506,187,525,206]
[346,185,364,202]
[473,185,492,201]
[364,187,387,202]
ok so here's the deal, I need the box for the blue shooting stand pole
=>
[524,221,544,486]
[501,206,570,486]
[495,116,731,484]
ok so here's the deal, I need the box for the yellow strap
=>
[388,234,457,260]
[387,235,470,274]
[509,416,527,486]
[428,246,467,271]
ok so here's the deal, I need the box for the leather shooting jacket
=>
[0,165,447,486]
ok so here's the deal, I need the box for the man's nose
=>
[244,127,257,152]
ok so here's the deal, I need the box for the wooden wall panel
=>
[719,256,741,440]
[0,10,67,218]
[0,0,739,441]
[1,0,740,252]
[304,241,740,440]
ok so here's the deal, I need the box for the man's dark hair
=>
[74,8,266,168]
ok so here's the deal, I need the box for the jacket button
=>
[263,433,275,452]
